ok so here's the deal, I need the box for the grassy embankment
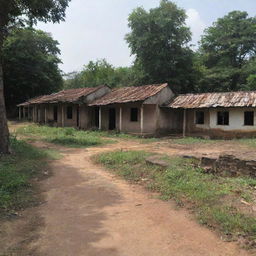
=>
[0,137,59,218]
[95,150,256,247]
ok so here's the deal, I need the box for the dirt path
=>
[17,139,250,256]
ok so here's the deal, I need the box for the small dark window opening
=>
[244,111,254,126]
[67,106,73,119]
[217,111,229,125]
[53,106,58,122]
[130,108,138,122]
[195,111,205,124]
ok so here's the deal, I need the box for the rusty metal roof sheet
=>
[167,91,256,109]
[17,86,106,106]
[89,83,168,106]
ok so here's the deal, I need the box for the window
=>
[53,106,58,121]
[130,108,138,122]
[244,111,254,126]
[67,106,73,119]
[217,111,229,125]
[195,111,205,124]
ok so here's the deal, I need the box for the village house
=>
[89,83,174,135]
[18,84,256,138]
[166,91,256,138]
[17,85,111,129]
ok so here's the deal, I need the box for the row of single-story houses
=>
[17,83,256,138]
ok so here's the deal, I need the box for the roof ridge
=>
[178,90,256,96]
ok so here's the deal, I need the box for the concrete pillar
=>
[99,107,102,130]
[62,105,65,127]
[140,105,144,134]
[38,105,41,123]
[28,106,30,120]
[19,107,21,120]
[23,107,26,119]
[183,109,186,138]
[77,105,80,128]
[119,107,122,132]
[33,106,35,122]
[45,106,47,124]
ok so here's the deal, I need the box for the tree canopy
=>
[3,28,63,111]
[125,0,196,93]
[198,11,256,92]
[0,0,71,154]
[64,59,142,89]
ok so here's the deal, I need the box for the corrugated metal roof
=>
[17,86,105,106]
[89,83,168,106]
[167,91,256,109]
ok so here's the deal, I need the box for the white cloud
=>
[186,8,206,47]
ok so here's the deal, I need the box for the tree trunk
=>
[0,36,10,154]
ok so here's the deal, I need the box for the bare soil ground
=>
[2,123,256,255]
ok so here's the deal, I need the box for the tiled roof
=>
[167,91,256,109]
[17,86,105,106]
[89,83,168,106]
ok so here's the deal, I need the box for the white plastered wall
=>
[209,107,256,131]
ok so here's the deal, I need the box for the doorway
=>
[53,106,58,122]
[109,108,116,130]
[94,107,99,128]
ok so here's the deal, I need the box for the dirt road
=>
[14,139,249,256]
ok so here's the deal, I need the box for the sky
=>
[37,0,256,73]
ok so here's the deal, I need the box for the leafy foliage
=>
[125,0,196,93]
[0,0,70,28]
[3,28,63,109]
[0,0,70,153]
[64,59,143,89]
[198,11,256,92]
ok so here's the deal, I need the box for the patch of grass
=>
[95,150,256,244]
[169,137,218,145]
[16,125,112,147]
[238,138,256,148]
[0,137,56,217]
[16,124,157,146]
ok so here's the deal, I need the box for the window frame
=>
[130,108,138,122]
[67,106,73,120]
[195,111,205,125]
[217,111,229,126]
[244,111,254,126]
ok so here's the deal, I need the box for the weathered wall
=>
[79,105,87,129]
[201,155,256,177]
[209,107,256,131]
[158,108,183,133]
[144,86,174,105]
[186,109,210,134]
[183,107,256,138]
[99,103,158,134]
[85,86,111,103]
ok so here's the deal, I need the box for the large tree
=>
[198,11,256,92]
[3,28,63,113]
[125,0,195,93]
[0,0,70,154]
